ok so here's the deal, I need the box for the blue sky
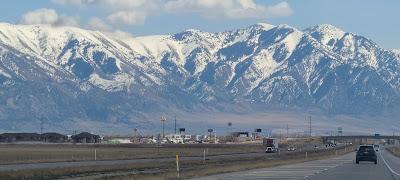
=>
[0,0,399,49]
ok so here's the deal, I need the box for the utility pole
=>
[40,118,44,135]
[133,128,138,143]
[228,122,232,134]
[308,116,312,137]
[286,124,289,138]
[134,128,137,137]
[174,115,177,134]
[39,117,46,141]
[161,116,166,138]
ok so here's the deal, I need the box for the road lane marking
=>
[379,151,400,177]
[191,154,354,180]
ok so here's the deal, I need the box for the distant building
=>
[41,132,68,143]
[166,134,184,144]
[106,137,132,144]
[231,132,251,142]
[231,132,250,138]
[194,135,206,143]
[71,132,101,143]
[0,133,41,142]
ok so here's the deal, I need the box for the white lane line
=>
[193,154,353,180]
[379,151,400,177]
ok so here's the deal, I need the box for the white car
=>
[287,146,296,151]
[266,147,277,153]
[373,144,380,151]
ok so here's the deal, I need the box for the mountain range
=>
[0,22,399,134]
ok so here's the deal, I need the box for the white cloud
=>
[21,8,59,25]
[52,0,96,6]
[20,8,80,27]
[86,17,111,31]
[52,0,160,25]
[165,0,293,19]
[107,11,146,25]
[97,0,154,11]
[104,29,134,39]
[53,0,160,11]
[50,0,293,26]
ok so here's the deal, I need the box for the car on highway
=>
[356,145,377,164]
[287,146,296,151]
[266,147,275,153]
[373,144,380,151]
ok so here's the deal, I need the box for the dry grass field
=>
[0,143,265,164]
[0,144,356,180]
[0,137,324,164]
[387,146,400,157]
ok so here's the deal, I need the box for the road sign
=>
[208,129,213,133]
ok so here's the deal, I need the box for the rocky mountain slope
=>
[0,23,399,133]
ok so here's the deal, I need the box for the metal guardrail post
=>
[176,154,180,179]
[306,151,308,160]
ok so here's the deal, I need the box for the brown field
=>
[0,137,323,164]
[0,144,356,180]
[0,143,265,164]
[0,138,355,180]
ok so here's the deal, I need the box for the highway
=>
[193,147,400,180]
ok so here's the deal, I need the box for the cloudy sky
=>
[0,0,399,49]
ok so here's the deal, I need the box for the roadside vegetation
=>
[387,146,400,157]
[0,143,264,164]
[0,141,356,180]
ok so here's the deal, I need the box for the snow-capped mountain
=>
[0,22,399,133]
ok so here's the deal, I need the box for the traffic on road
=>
[193,145,400,180]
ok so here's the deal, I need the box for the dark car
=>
[356,145,377,164]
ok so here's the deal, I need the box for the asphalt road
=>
[193,146,400,180]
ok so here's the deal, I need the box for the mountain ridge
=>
[0,22,399,133]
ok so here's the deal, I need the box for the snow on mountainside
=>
[393,49,400,57]
[0,22,400,133]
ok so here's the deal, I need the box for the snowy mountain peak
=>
[1,22,400,132]
[182,28,203,34]
[253,23,276,31]
[305,24,345,46]
[393,49,400,58]
[276,24,295,29]
[311,24,344,32]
